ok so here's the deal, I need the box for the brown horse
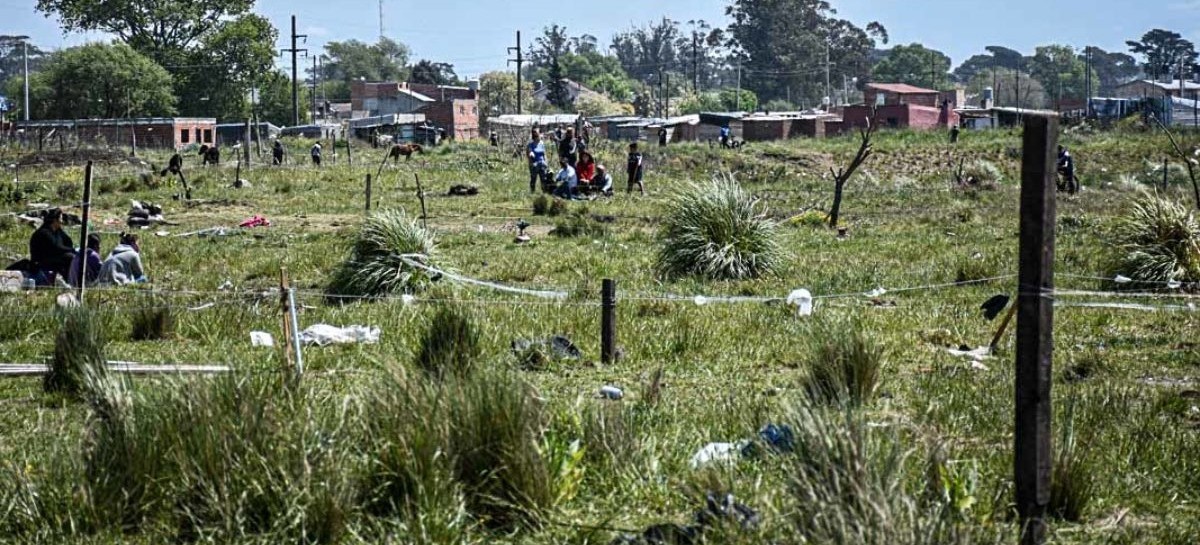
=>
[388,143,424,163]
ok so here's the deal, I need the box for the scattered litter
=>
[1168,280,1183,289]
[599,385,624,400]
[757,423,794,453]
[511,336,582,360]
[250,331,274,347]
[299,324,381,346]
[786,289,813,316]
[232,178,252,188]
[514,235,532,243]
[103,218,122,226]
[689,441,750,469]
[239,215,271,228]
[1114,274,1132,284]
[981,294,1011,320]
[401,294,416,305]
[970,360,990,371]
[0,271,23,293]
[56,293,79,308]
[610,492,759,545]
[866,287,887,297]
[217,280,233,291]
[189,302,215,311]
[693,295,708,306]
[155,230,170,237]
[946,345,992,362]
[127,200,170,227]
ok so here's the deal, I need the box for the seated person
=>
[553,158,578,199]
[98,233,147,286]
[576,151,596,185]
[68,234,102,288]
[593,164,614,196]
[28,208,75,285]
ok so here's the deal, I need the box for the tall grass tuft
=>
[800,316,884,406]
[327,209,440,299]
[45,307,108,399]
[657,174,782,280]
[129,299,176,341]
[1110,192,1200,285]
[1049,398,1095,522]
[415,305,481,379]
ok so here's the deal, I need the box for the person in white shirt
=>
[553,157,578,199]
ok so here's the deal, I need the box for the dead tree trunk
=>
[1150,114,1200,210]
[828,110,877,228]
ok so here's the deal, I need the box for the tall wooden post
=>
[279,267,296,376]
[414,173,428,229]
[76,161,94,303]
[364,174,372,212]
[346,136,353,167]
[1015,113,1057,545]
[243,119,252,166]
[601,279,616,364]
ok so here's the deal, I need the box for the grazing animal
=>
[159,153,183,176]
[388,143,424,163]
[199,145,220,166]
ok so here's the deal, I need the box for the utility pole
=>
[736,62,742,111]
[282,16,308,126]
[507,31,523,115]
[378,0,385,40]
[825,42,832,107]
[658,67,664,117]
[311,56,318,122]
[664,71,670,116]
[692,31,700,94]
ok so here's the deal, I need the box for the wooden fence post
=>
[601,279,616,364]
[1163,158,1169,190]
[415,173,428,229]
[76,161,93,303]
[1015,113,1058,545]
[244,119,252,167]
[365,174,372,212]
[346,136,353,167]
[279,267,295,377]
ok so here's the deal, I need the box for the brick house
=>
[845,83,957,131]
[351,81,480,141]
[15,117,217,150]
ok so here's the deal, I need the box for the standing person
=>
[553,157,578,199]
[28,208,75,285]
[575,150,596,186]
[558,128,578,166]
[489,131,499,147]
[1057,145,1078,194]
[950,124,960,144]
[658,126,669,147]
[68,234,102,288]
[272,140,285,165]
[553,125,564,147]
[626,142,645,195]
[310,141,322,167]
[98,233,147,286]
[527,129,549,194]
[719,125,732,148]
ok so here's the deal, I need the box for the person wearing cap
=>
[28,208,75,284]
[593,164,614,196]
[68,233,102,288]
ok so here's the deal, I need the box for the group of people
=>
[18,209,147,288]
[526,127,644,199]
[267,140,325,167]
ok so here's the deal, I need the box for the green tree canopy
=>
[967,69,1046,109]
[21,42,175,119]
[871,43,951,89]
[611,18,680,83]
[176,14,277,121]
[1026,44,1099,106]
[319,38,411,99]
[1127,29,1198,81]
[410,59,459,86]
[1083,46,1140,95]
[0,36,49,90]
[258,70,308,126]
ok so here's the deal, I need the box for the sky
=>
[4,0,1200,79]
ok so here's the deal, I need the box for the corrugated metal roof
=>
[396,88,436,102]
[349,113,427,129]
[488,114,580,126]
[1121,79,1200,91]
[866,83,939,94]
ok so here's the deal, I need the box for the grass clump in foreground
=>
[801,315,884,406]
[1109,191,1200,285]
[129,299,176,341]
[327,209,440,299]
[45,307,108,399]
[657,174,782,280]
[416,304,482,379]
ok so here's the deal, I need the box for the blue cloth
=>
[527,141,546,166]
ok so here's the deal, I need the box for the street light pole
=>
[23,40,30,121]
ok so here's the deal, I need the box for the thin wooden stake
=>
[279,267,295,376]
[365,174,372,212]
[989,301,1018,352]
[1015,113,1058,545]
[76,161,93,303]
[415,173,428,229]
[346,136,353,167]
[601,279,616,364]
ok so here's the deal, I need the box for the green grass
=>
[1,127,1199,543]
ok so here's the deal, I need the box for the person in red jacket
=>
[576,150,596,186]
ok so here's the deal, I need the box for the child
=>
[68,233,102,288]
[98,233,147,286]
[626,142,644,195]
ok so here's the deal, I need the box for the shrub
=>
[45,308,108,399]
[786,209,829,228]
[532,195,567,217]
[415,305,481,379]
[1110,192,1200,285]
[532,194,549,215]
[551,210,608,238]
[657,175,782,280]
[130,300,176,341]
[962,159,1003,185]
[327,209,441,299]
[800,316,884,406]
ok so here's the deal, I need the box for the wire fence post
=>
[1015,113,1057,545]
[415,173,428,229]
[76,161,93,304]
[1163,158,1169,190]
[279,267,296,380]
[601,278,616,364]
[287,286,304,381]
[346,136,353,167]
[365,174,372,213]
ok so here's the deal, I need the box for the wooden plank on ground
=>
[0,362,232,377]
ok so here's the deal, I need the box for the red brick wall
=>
[843,104,955,131]
[864,89,940,108]
[407,83,477,101]
[421,99,480,141]
[72,120,215,150]
[743,119,790,141]
[790,118,825,138]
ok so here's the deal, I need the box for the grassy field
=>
[0,124,1198,544]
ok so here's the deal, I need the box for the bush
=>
[532,195,567,217]
[551,210,608,238]
[962,160,1003,185]
[45,308,108,399]
[657,175,782,280]
[532,194,549,215]
[327,209,440,299]
[1110,192,1200,285]
[786,209,829,228]
[130,300,176,341]
[800,316,884,406]
[415,305,481,379]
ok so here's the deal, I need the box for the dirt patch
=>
[16,149,145,168]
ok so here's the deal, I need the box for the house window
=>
[203,129,213,143]
[180,128,190,143]
[195,128,201,142]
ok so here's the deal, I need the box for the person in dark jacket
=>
[1057,145,1078,194]
[69,233,102,288]
[558,128,578,166]
[272,140,285,165]
[29,208,75,284]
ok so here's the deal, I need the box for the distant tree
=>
[871,43,952,89]
[25,43,175,119]
[611,18,681,83]
[676,91,725,115]
[953,54,995,83]
[410,59,458,86]
[477,71,533,131]
[176,14,277,121]
[967,70,1046,109]
[720,88,758,111]
[1026,45,1098,106]
[36,0,252,63]
[1082,47,1140,95]
[587,73,636,102]
[545,56,571,109]
[0,37,48,89]
[258,70,308,126]
[320,38,410,99]
[1127,29,1198,81]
